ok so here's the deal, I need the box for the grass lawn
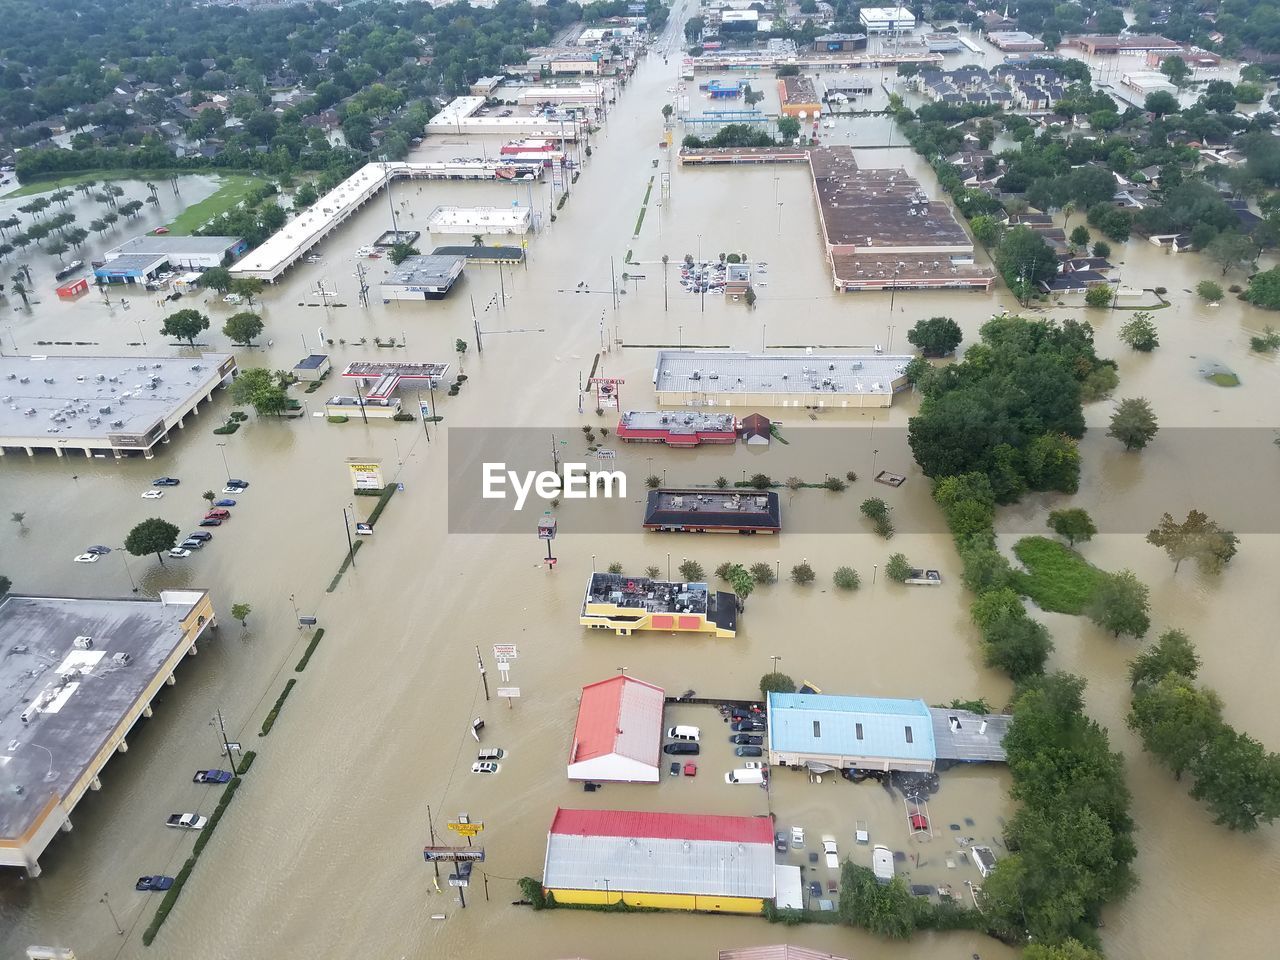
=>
[9,168,188,198]
[1011,536,1108,615]
[165,175,265,235]
[1206,372,1241,387]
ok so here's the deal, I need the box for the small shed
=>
[293,354,331,382]
[741,413,771,445]
[55,278,89,299]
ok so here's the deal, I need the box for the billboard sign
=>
[346,459,384,490]
[423,846,486,863]
[447,821,484,837]
[492,644,518,660]
[496,687,521,699]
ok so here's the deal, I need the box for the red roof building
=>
[616,410,738,446]
[567,675,664,782]
[550,808,775,843]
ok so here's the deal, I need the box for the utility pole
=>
[214,709,239,775]
[475,645,490,701]
[342,506,356,567]
[353,379,369,424]
[610,256,618,310]
[426,804,440,881]
[101,892,123,936]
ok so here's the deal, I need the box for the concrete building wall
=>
[548,888,763,913]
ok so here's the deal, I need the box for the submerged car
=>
[198,518,222,527]
[136,876,175,892]
[735,745,763,757]
[663,742,699,755]
[152,477,181,487]
[729,734,763,745]
[73,553,100,563]
[85,545,112,555]
[213,499,237,507]
[167,548,191,559]
[165,813,207,830]
[186,531,213,542]
[141,489,164,499]
[471,761,500,774]
[193,769,232,784]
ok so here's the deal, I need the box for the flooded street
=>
[2,6,1278,959]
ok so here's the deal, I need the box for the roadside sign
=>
[419,400,430,418]
[355,522,373,535]
[447,822,484,838]
[496,687,520,699]
[448,875,469,887]
[397,482,405,492]
[224,742,241,753]
[423,846,486,863]
[492,644,518,660]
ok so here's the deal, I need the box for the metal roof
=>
[929,708,1011,762]
[382,254,466,288]
[653,350,912,396]
[766,693,935,761]
[569,676,664,768]
[104,235,243,257]
[544,809,775,898]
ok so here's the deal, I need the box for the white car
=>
[73,553,100,563]
[471,761,500,774]
[167,548,192,558]
[791,826,805,849]
[141,489,164,499]
[222,486,245,495]
[822,835,839,868]
[222,293,243,304]
[740,761,766,770]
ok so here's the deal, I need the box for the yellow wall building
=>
[542,809,774,914]
[580,572,738,638]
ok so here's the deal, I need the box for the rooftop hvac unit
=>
[99,406,112,414]
[43,377,54,384]
[19,377,28,383]
[112,652,132,666]
[851,361,862,370]
[111,419,124,428]
[74,636,94,649]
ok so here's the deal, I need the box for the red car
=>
[683,762,697,777]
[204,508,230,520]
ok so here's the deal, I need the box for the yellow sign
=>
[346,459,384,491]
[448,821,484,838]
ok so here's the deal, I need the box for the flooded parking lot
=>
[2,6,1279,960]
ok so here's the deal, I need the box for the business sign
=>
[354,522,373,535]
[419,400,431,419]
[448,875,469,887]
[423,846,486,863]
[496,687,521,699]
[346,459,384,491]
[447,821,485,838]
[492,644,518,661]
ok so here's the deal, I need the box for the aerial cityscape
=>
[0,0,1278,959]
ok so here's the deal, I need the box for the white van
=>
[725,768,765,785]
[666,725,700,742]
[477,748,505,762]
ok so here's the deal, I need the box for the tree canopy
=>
[125,517,180,565]
[160,308,210,346]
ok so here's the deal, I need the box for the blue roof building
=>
[766,693,937,773]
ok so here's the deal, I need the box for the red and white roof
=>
[567,675,664,783]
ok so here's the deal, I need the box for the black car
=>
[198,518,222,527]
[85,545,112,555]
[225,479,249,489]
[775,831,788,853]
[735,746,763,757]
[152,477,181,486]
[663,742,700,755]
[180,538,204,550]
[186,531,213,542]
[669,761,680,776]
[808,881,822,899]
[730,734,763,745]
[732,719,765,732]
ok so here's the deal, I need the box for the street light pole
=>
[213,709,239,775]
[770,654,782,674]
[101,892,124,936]
[215,442,230,484]
[117,547,138,593]
[342,506,356,567]
[475,645,491,701]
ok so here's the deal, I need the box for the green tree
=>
[230,602,252,628]
[1129,628,1200,689]
[223,311,265,346]
[790,561,815,584]
[1069,224,1091,248]
[645,474,661,489]
[1145,510,1239,574]
[201,266,233,293]
[837,864,920,939]
[1092,241,1111,258]
[759,671,796,697]
[748,473,773,488]
[859,497,893,538]
[969,213,1003,248]
[1234,82,1264,104]
[293,183,319,209]
[1047,507,1096,546]
[230,367,289,416]
[230,277,264,306]
[1129,672,1223,780]
[1118,312,1159,351]
[1188,727,1280,831]
[160,308,210,346]
[884,553,913,583]
[777,115,800,141]
[388,241,420,265]
[44,238,69,262]
[1144,90,1180,116]
[202,490,216,505]
[1088,570,1151,638]
[678,559,705,582]
[608,562,625,575]
[994,226,1057,300]
[1024,937,1106,960]
[11,511,25,528]
[1024,432,1080,493]
[1108,397,1158,451]
[749,562,776,584]
[1244,266,1280,309]
[905,315,962,357]
[661,103,673,120]
[833,566,860,590]
[0,574,9,595]
[1205,231,1256,276]
[1158,55,1191,87]
[1084,284,1114,308]
[125,517,180,566]
[644,565,661,579]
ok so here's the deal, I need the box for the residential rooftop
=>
[652,350,912,397]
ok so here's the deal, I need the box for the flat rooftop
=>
[619,411,736,434]
[809,147,973,251]
[929,707,1010,762]
[653,351,912,396]
[585,572,709,616]
[0,591,210,846]
[382,255,466,287]
[104,235,242,257]
[342,361,450,380]
[781,75,818,103]
[94,253,167,274]
[645,488,781,531]
[424,206,531,230]
[0,354,233,448]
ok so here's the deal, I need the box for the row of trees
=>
[159,305,264,347]
[1129,630,1280,831]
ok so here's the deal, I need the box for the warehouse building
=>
[1069,34,1181,55]
[0,590,216,876]
[567,675,664,782]
[644,488,781,534]
[766,693,937,773]
[95,235,247,283]
[813,33,867,53]
[777,76,821,117]
[542,808,776,912]
[652,350,912,408]
[580,572,738,638]
[766,693,1011,772]
[0,353,237,458]
[379,255,466,301]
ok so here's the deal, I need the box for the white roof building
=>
[859,6,916,32]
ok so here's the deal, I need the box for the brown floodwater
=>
[2,7,1278,959]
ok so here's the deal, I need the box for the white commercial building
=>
[425,205,531,236]
[859,6,916,32]
[426,96,586,139]
[1121,71,1178,97]
[379,255,466,301]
